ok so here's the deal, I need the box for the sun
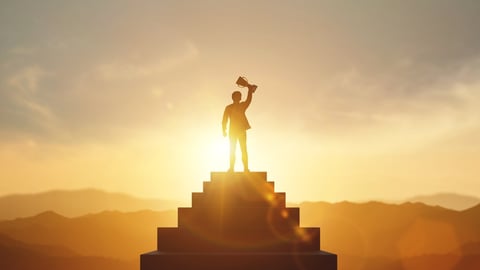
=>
[197,136,230,172]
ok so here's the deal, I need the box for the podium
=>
[140,172,337,270]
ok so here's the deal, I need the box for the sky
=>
[1,0,479,202]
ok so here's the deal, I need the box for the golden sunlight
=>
[196,135,230,172]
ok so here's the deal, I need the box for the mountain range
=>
[1,189,479,221]
[0,201,479,270]
[0,189,180,220]
[0,233,134,270]
[405,193,480,211]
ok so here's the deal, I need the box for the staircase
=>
[140,172,337,270]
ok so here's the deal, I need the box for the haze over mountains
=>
[0,202,479,270]
[1,188,479,269]
[0,210,176,260]
[1,189,478,220]
[0,189,180,220]
[406,193,480,211]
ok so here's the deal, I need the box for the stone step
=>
[210,172,267,182]
[203,180,275,195]
[178,206,299,232]
[141,250,337,270]
[156,227,320,252]
[191,191,286,208]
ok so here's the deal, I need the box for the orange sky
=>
[1,1,479,202]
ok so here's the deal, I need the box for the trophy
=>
[236,76,257,92]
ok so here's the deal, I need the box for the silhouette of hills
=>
[0,233,135,270]
[298,201,480,258]
[0,209,176,260]
[2,189,478,221]
[0,189,180,220]
[463,203,480,215]
[0,232,75,257]
[405,193,480,211]
[341,253,480,270]
[1,201,479,269]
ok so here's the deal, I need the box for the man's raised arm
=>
[243,85,256,108]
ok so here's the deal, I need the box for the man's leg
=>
[238,131,248,172]
[229,133,237,172]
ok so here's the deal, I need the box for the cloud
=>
[7,66,51,94]
[299,54,480,153]
[1,0,480,148]
[0,0,202,143]
[0,66,61,140]
[94,41,199,80]
[0,36,201,143]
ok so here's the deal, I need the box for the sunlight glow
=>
[197,136,230,172]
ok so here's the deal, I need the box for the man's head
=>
[232,91,241,103]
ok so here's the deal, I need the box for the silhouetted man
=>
[222,85,256,172]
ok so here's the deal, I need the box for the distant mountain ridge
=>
[0,202,480,270]
[0,189,181,220]
[405,193,480,211]
[0,202,479,270]
[0,209,176,260]
[1,189,479,221]
[298,201,480,258]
